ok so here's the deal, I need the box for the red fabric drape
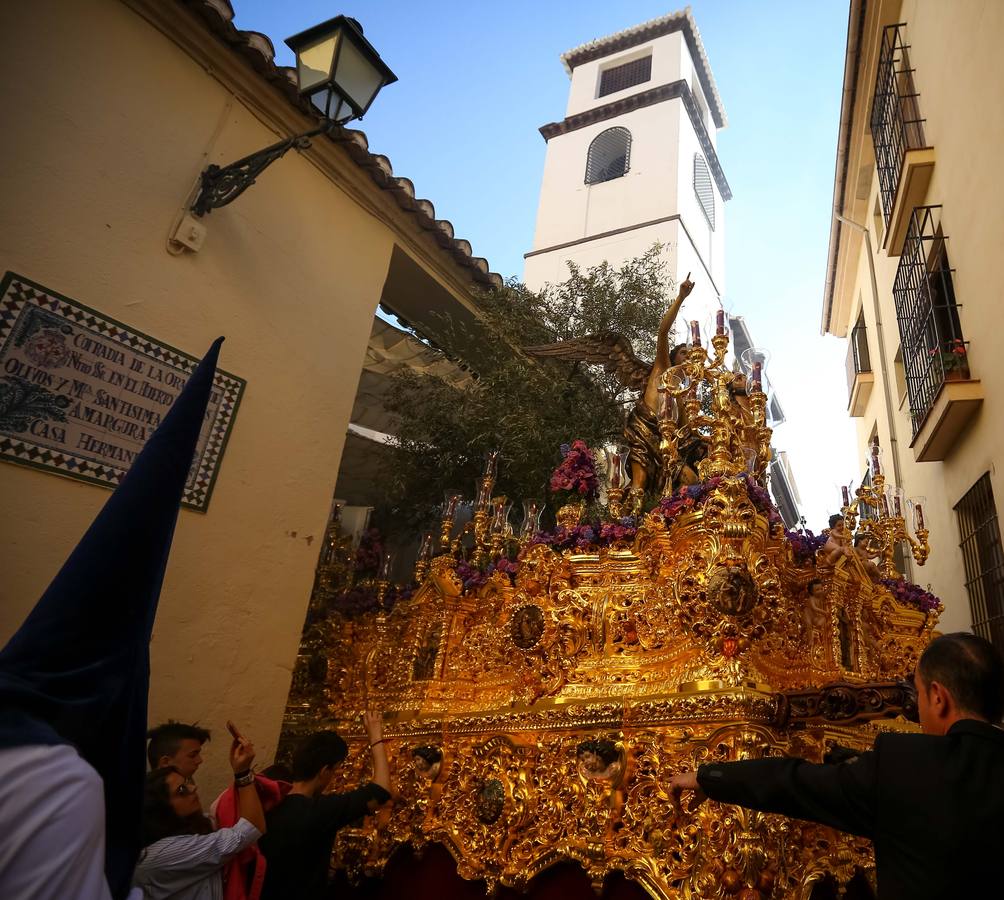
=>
[213,776,291,900]
[328,843,877,899]
[329,842,650,900]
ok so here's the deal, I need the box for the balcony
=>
[912,379,983,462]
[892,206,983,461]
[870,24,935,256]
[845,318,874,417]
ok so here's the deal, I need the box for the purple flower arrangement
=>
[738,473,784,525]
[657,474,782,527]
[354,528,384,576]
[455,556,520,592]
[529,517,638,553]
[880,577,943,614]
[658,487,702,521]
[328,581,414,617]
[454,561,486,590]
[785,528,828,566]
[549,440,599,502]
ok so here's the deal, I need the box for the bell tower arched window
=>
[585,127,632,184]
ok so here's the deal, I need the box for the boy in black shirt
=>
[260,712,390,899]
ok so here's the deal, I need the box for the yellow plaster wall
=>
[834,0,1004,635]
[0,0,399,796]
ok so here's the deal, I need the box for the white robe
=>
[0,743,124,900]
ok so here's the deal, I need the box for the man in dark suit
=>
[669,632,1004,899]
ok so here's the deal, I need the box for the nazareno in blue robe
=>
[0,337,224,898]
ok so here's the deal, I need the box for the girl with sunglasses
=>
[132,723,265,899]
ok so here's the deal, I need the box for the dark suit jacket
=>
[697,719,1004,899]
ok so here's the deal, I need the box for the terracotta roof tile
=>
[180,0,504,289]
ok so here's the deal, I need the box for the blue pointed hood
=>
[0,337,224,898]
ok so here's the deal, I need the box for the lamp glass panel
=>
[297,33,339,92]
[310,91,349,122]
[333,36,384,111]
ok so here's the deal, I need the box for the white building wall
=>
[565,31,684,117]
[527,102,681,254]
[675,38,717,147]
[674,103,726,296]
[526,16,726,336]
[524,219,719,342]
[524,221,669,290]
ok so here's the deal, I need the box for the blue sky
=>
[233,0,862,528]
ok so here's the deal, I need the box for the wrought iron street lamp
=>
[192,16,397,217]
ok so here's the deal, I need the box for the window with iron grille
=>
[585,127,631,184]
[846,310,872,398]
[870,24,926,226]
[598,55,652,98]
[892,205,966,435]
[859,468,876,523]
[694,154,715,230]
[851,311,871,374]
[956,474,1004,650]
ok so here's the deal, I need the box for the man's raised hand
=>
[668,770,707,813]
[226,720,256,773]
[364,710,384,744]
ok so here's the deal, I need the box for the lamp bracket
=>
[191,120,334,217]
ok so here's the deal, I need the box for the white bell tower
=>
[524,9,729,334]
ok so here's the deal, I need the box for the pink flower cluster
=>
[880,577,943,614]
[549,440,599,500]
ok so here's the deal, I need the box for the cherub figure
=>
[853,532,883,582]
[823,514,854,566]
[803,577,829,650]
[411,745,442,780]
[576,738,622,780]
[526,276,696,510]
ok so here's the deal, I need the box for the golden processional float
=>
[280,314,940,899]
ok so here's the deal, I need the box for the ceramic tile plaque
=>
[0,272,245,511]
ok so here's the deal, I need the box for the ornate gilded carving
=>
[511,604,545,650]
[282,321,941,898]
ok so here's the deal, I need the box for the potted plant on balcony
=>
[930,339,970,381]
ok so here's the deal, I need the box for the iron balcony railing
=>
[871,24,927,226]
[845,318,873,399]
[892,205,967,435]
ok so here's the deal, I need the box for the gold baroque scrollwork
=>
[286,429,935,897]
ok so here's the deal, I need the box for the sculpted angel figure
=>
[576,738,623,780]
[526,276,696,509]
